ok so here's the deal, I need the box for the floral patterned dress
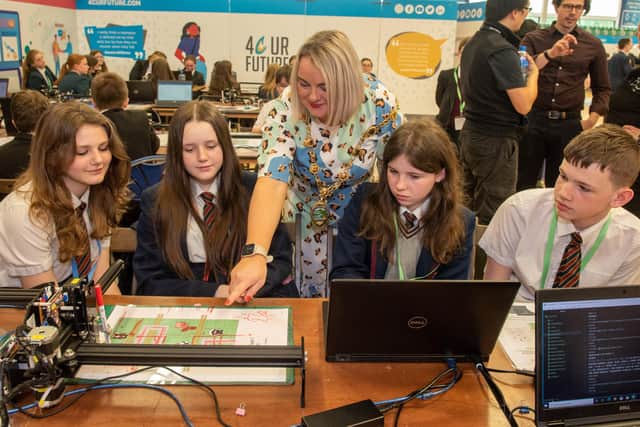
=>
[258,75,401,297]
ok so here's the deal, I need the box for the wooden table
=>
[0,296,534,426]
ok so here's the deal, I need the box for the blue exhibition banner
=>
[76,0,228,12]
[85,25,145,60]
[230,0,305,15]
[458,2,485,22]
[0,10,21,71]
[305,0,381,18]
[380,1,458,21]
[620,0,640,27]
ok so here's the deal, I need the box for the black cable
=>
[163,367,231,427]
[0,360,9,427]
[487,367,535,378]
[475,361,518,427]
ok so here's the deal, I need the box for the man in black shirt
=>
[460,0,539,224]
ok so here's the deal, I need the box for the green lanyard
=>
[393,214,407,280]
[539,209,611,288]
[453,67,465,115]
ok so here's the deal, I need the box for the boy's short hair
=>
[10,90,49,133]
[184,54,197,64]
[563,124,640,188]
[485,0,529,22]
[618,38,632,50]
[91,72,128,110]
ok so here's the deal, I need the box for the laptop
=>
[0,79,8,98]
[126,80,154,104]
[536,286,640,427]
[324,279,519,362]
[239,82,261,96]
[155,80,192,107]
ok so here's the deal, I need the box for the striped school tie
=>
[200,192,216,280]
[399,211,420,239]
[73,202,92,278]
[552,232,582,288]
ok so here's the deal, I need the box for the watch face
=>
[242,244,255,256]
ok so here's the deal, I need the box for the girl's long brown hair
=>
[359,119,466,264]
[21,50,42,89]
[16,102,131,262]
[155,100,248,279]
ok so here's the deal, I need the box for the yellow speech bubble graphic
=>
[385,32,446,79]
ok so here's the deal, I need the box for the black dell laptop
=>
[324,279,519,362]
[536,286,640,427]
[126,80,154,104]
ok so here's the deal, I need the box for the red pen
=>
[94,284,111,343]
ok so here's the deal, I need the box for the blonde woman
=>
[228,30,402,300]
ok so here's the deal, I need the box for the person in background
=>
[85,54,98,76]
[90,50,108,76]
[252,65,292,133]
[459,0,538,225]
[129,51,167,81]
[608,38,634,92]
[0,102,130,292]
[0,90,49,179]
[134,101,296,297]
[227,30,401,301]
[178,55,205,86]
[149,57,176,98]
[517,0,610,190]
[208,60,240,98]
[258,63,280,100]
[331,120,475,281]
[516,18,539,39]
[435,36,470,146]
[360,57,375,77]
[57,53,92,97]
[21,49,57,93]
[482,125,640,300]
[605,67,640,216]
[91,72,159,161]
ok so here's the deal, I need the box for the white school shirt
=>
[0,184,109,287]
[385,198,430,280]
[479,189,640,300]
[186,178,219,263]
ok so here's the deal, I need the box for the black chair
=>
[0,97,17,136]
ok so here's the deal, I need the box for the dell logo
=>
[408,316,428,329]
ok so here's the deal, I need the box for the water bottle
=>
[178,70,186,81]
[518,46,528,82]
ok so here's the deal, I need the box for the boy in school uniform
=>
[481,124,640,300]
[91,72,159,161]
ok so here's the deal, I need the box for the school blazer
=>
[134,172,293,297]
[330,183,476,281]
[103,108,160,161]
[25,67,56,92]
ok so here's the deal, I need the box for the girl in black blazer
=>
[331,119,475,281]
[21,49,56,93]
[134,100,296,297]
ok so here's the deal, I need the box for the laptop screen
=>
[536,286,640,425]
[156,80,192,102]
[0,79,8,98]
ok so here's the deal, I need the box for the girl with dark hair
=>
[89,50,108,76]
[133,101,295,297]
[0,102,131,290]
[208,60,239,97]
[331,119,475,280]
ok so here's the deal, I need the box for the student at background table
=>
[482,125,640,300]
[227,30,401,301]
[0,102,130,292]
[134,100,296,297]
[91,72,159,161]
[21,49,57,94]
[57,53,92,97]
[331,120,475,281]
[0,90,49,179]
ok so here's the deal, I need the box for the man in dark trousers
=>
[517,0,610,190]
[0,90,49,179]
[459,0,538,224]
